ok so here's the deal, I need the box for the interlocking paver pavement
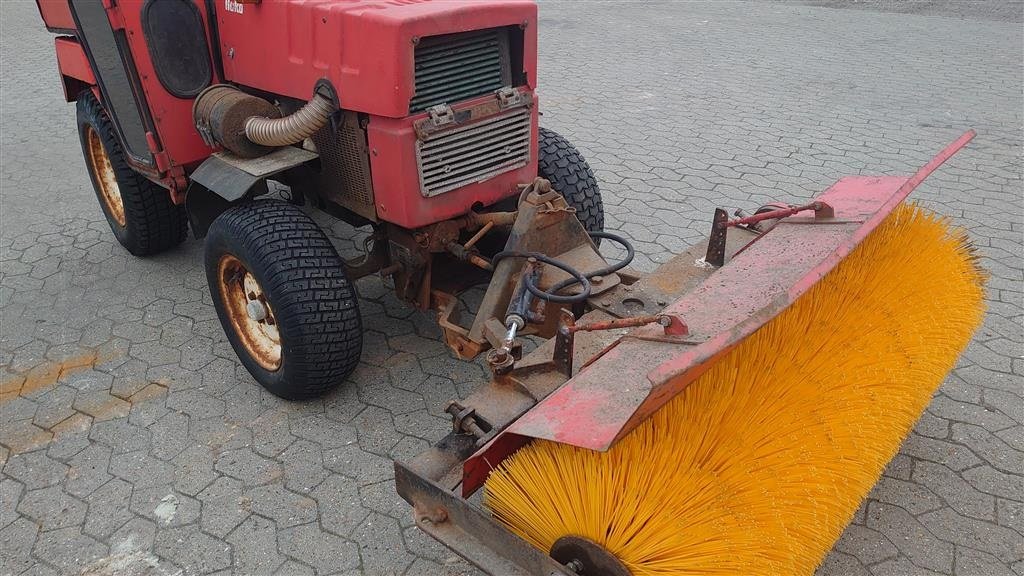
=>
[2,1,1022,575]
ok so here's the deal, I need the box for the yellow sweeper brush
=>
[391,130,984,576]
[483,202,986,575]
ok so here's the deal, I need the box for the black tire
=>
[537,127,604,234]
[76,92,187,255]
[205,200,362,400]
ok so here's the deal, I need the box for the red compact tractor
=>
[37,1,979,574]
[38,0,607,399]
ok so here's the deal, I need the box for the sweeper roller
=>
[396,131,986,575]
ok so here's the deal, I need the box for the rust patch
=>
[128,382,169,404]
[50,412,92,436]
[78,395,131,422]
[2,423,53,454]
[0,350,107,402]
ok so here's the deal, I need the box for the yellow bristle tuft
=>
[483,203,987,576]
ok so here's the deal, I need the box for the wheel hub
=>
[246,300,268,321]
[85,125,126,227]
[217,254,281,371]
[550,536,631,576]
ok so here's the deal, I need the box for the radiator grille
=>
[410,28,511,113]
[311,112,376,221]
[416,107,531,197]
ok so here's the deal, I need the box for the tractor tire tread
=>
[207,201,361,399]
[77,92,187,255]
[537,127,604,234]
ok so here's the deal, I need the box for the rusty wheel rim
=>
[217,254,282,371]
[84,125,126,227]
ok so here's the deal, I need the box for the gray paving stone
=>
[352,512,416,575]
[952,422,1024,475]
[31,526,108,574]
[997,498,1024,535]
[920,507,1024,564]
[149,410,190,462]
[109,517,158,558]
[872,475,948,516]
[245,483,318,528]
[31,385,77,430]
[172,445,218,497]
[957,547,1018,576]
[3,450,68,489]
[214,448,283,487]
[997,426,1024,453]
[130,486,200,528]
[283,519,363,572]
[869,555,946,576]
[323,444,393,484]
[226,515,287,575]
[277,560,317,576]
[154,526,232,576]
[17,485,86,532]
[963,465,1024,500]
[251,413,297,458]
[351,406,403,455]
[817,550,872,576]
[189,416,253,454]
[0,517,39,572]
[279,439,329,494]
[913,461,997,521]
[866,502,954,573]
[65,444,113,498]
[108,451,174,489]
[312,474,368,538]
[289,415,358,449]
[197,476,251,539]
[82,478,135,540]
[901,433,984,472]
[0,478,24,531]
[165,390,226,420]
[0,419,53,454]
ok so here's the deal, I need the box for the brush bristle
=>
[483,204,986,576]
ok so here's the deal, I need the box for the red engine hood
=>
[216,0,537,118]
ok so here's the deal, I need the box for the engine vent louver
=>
[410,28,511,113]
[416,107,531,197]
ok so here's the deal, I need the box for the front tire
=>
[537,127,604,234]
[205,200,362,400]
[76,92,187,255]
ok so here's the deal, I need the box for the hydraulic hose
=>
[491,231,635,305]
[548,231,635,294]
[491,251,593,304]
[244,92,334,147]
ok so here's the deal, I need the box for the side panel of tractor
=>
[38,0,221,193]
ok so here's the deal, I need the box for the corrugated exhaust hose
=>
[244,92,334,147]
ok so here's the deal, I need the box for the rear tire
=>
[76,92,187,255]
[537,127,604,234]
[205,200,362,400]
